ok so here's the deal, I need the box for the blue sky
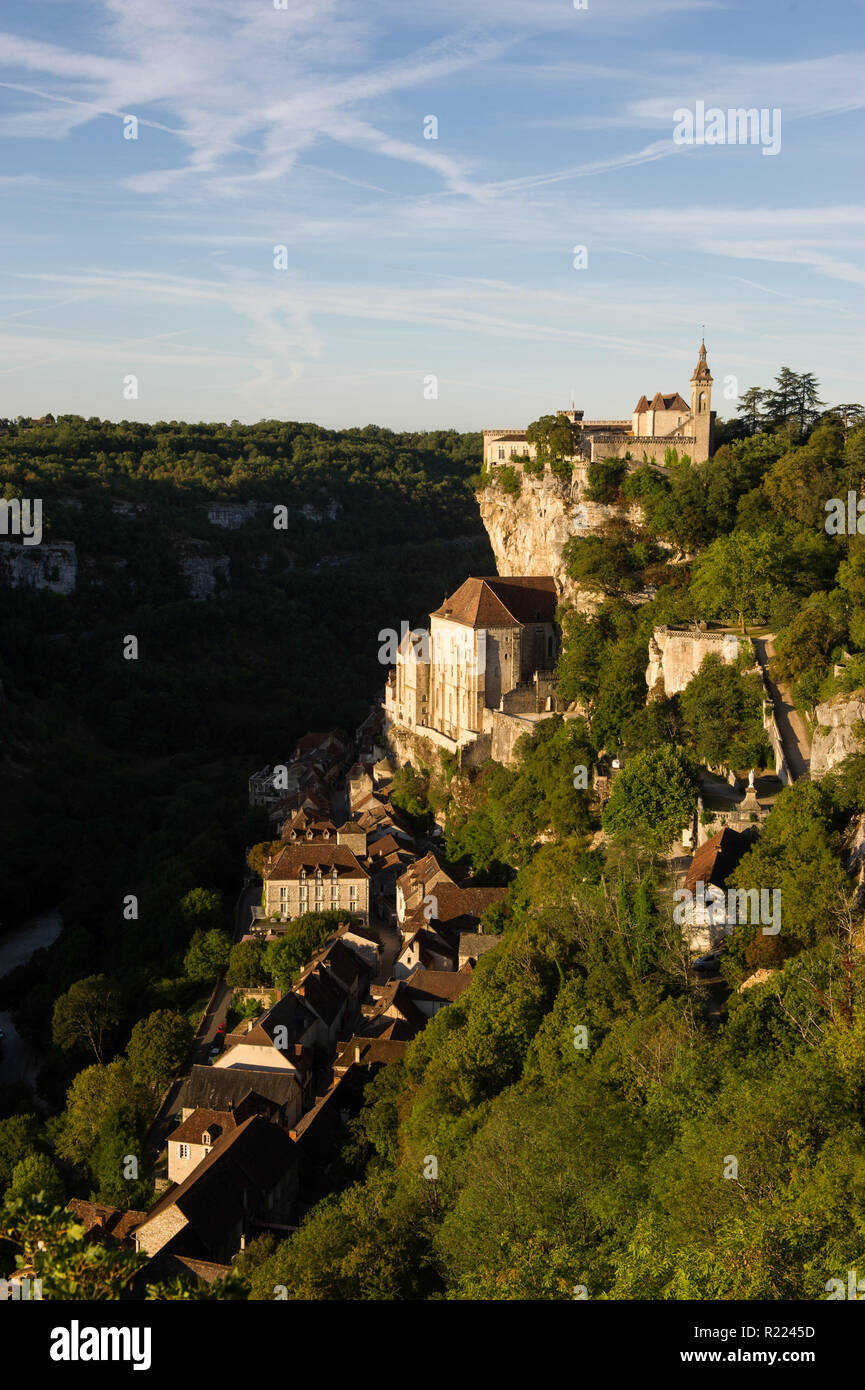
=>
[0,0,862,429]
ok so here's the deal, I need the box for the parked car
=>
[692,950,723,973]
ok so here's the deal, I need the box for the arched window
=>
[699,391,707,413]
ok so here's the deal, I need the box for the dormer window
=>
[299,869,306,881]
[331,868,338,882]
[306,829,313,840]
[316,868,322,880]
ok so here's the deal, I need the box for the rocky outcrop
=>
[810,691,865,777]
[477,464,643,610]
[177,543,230,600]
[0,540,77,595]
[646,625,747,699]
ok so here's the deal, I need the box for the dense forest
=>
[4,381,865,1301]
[0,419,489,1184]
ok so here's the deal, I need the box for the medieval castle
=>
[482,340,715,468]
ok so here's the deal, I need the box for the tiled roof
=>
[263,842,369,880]
[683,828,748,896]
[648,391,689,412]
[406,969,473,1003]
[66,1200,147,1246]
[428,883,508,926]
[177,1065,304,1114]
[172,1109,238,1145]
[333,1036,409,1070]
[430,576,557,629]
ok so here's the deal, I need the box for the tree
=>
[763,367,802,428]
[762,418,842,527]
[264,912,341,991]
[827,403,865,444]
[736,387,765,435]
[679,654,769,770]
[90,1104,153,1209]
[795,372,824,432]
[526,414,581,467]
[8,1153,65,1207]
[177,887,225,932]
[126,1010,193,1093]
[0,1113,42,1197]
[184,928,232,981]
[246,842,284,877]
[690,529,785,633]
[226,939,269,988]
[56,1059,147,1167]
[602,745,699,853]
[52,975,122,1064]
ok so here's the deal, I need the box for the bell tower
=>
[690,339,714,460]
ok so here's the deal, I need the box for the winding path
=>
[752,635,812,782]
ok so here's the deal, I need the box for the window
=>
[178,1143,190,1160]
[498,446,505,460]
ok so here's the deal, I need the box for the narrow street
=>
[753,635,812,782]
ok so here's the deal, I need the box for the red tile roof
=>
[431,576,557,629]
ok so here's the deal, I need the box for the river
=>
[0,909,62,1090]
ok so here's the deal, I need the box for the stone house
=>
[262,841,370,924]
[395,851,457,926]
[677,827,751,952]
[134,1116,298,1264]
[394,923,458,978]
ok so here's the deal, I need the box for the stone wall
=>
[646,626,746,699]
[810,691,865,777]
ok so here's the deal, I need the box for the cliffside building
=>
[483,340,715,468]
[384,575,564,765]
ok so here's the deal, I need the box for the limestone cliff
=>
[477,464,643,610]
[810,691,865,777]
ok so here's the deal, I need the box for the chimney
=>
[355,1044,362,1064]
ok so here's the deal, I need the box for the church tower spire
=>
[690,339,714,458]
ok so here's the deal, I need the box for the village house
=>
[177,1061,313,1127]
[396,850,458,925]
[215,999,318,1083]
[65,1200,147,1251]
[134,1116,298,1264]
[394,922,459,978]
[405,967,474,1018]
[168,1108,242,1185]
[677,827,751,952]
[262,841,370,924]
